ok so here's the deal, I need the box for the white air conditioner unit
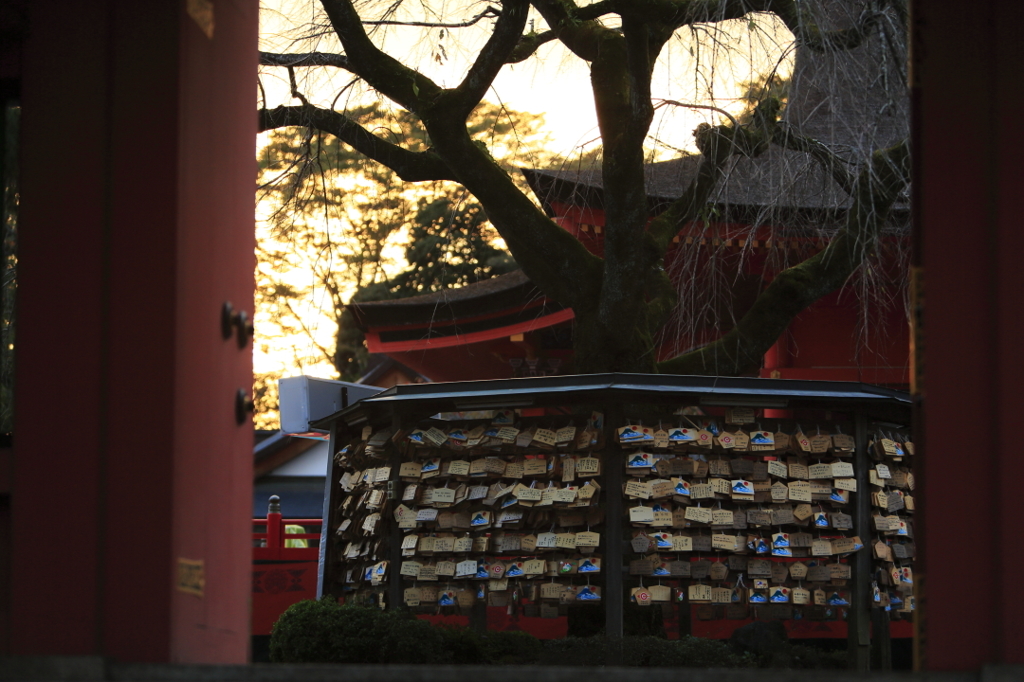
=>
[279,376,383,435]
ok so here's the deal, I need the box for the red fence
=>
[251,509,322,636]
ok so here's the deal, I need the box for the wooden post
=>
[10,0,257,661]
[267,496,282,555]
[848,411,871,671]
[603,404,624,663]
[389,416,405,611]
[470,600,487,634]
[676,588,692,638]
[317,422,340,599]
[872,604,893,670]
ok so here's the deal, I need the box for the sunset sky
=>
[259,1,794,157]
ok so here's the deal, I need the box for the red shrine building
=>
[352,161,911,387]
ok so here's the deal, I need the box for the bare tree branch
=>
[449,0,530,119]
[578,0,882,52]
[425,123,604,311]
[506,29,558,63]
[655,99,740,128]
[531,0,618,62]
[283,297,336,365]
[548,0,761,26]
[256,0,908,380]
[361,6,501,27]
[260,51,350,68]
[647,99,857,253]
[267,3,605,310]
[319,0,444,113]
[259,105,458,182]
[614,0,768,28]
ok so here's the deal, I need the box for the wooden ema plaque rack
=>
[312,374,911,651]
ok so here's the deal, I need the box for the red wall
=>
[11,0,256,663]
[551,205,911,384]
[761,289,910,386]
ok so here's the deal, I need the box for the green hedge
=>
[269,598,842,668]
[269,599,543,665]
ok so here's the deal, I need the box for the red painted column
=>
[915,0,1024,669]
[168,0,258,663]
[11,0,256,663]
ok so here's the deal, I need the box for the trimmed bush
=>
[270,600,542,665]
[375,611,453,664]
[662,635,753,667]
[437,626,487,665]
[478,630,544,664]
[270,598,379,663]
[271,599,451,664]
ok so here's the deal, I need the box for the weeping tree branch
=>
[769,0,883,52]
[259,105,458,182]
[259,0,906,379]
[656,138,910,376]
[647,97,857,253]
[283,297,336,366]
[534,0,770,29]
[263,1,883,71]
[771,123,857,195]
[611,0,772,29]
[647,103,776,251]
[508,0,648,64]
[361,6,500,27]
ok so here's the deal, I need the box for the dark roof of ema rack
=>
[311,373,911,431]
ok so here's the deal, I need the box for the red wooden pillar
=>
[914,0,1024,669]
[10,0,256,663]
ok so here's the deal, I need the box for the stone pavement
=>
[1,658,1020,682]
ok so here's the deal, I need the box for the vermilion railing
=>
[251,495,323,636]
[252,517,322,561]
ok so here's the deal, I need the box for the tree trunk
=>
[571,306,660,374]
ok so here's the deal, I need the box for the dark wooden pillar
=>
[603,404,624,664]
[10,0,257,663]
[317,421,341,599]
[847,412,871,671]
[914,0,1024,669]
